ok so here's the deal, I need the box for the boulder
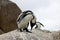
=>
[0,0,22,33]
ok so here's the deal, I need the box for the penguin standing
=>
[16,10,36,32]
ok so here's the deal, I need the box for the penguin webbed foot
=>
[19,28,32,33]
[20,29,23,32]
[25,28,32,33]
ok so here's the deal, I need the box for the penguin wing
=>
[36,22,44,27]
[40,23,44,27]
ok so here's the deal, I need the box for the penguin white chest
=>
[17,14,33,29]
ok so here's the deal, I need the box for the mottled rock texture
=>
[52,31,60,40]
[0,0,22,34]
[0,29,60,40]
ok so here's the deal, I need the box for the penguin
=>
[17,10,34,23]
[16,10,36,32]
[30,16,36,30]
[35,22,44,30]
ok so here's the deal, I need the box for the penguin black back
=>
[23,10,33,14]
[17,10,34,23]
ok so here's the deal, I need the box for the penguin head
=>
[23,10,33,15]
[35,22,44,29]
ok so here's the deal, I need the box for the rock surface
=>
[0,0,21,33]
[51,31,60,40]
[0,29,60,40]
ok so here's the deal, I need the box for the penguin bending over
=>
[35,22,44,30]
[17,10,36,32]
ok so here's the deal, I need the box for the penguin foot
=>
[20,29,23,32]
[25,28,32,33]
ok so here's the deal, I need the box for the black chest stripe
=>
[17,13,30,23]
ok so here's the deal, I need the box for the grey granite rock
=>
[0,29,59,40]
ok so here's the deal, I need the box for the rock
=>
[0,29,60,40]
[52,31,60,40]
[0,29,4,35]
[0,0,22,33]
[0,29,53,40]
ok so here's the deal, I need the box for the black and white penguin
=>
[16,10,36,32]
[35,22,44,30]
